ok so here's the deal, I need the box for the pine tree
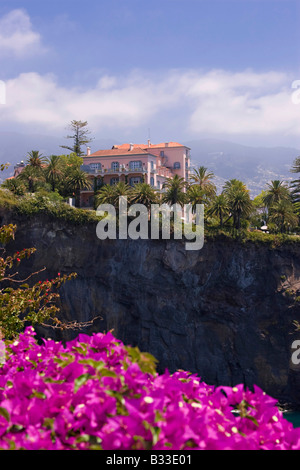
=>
[60,120,93,156]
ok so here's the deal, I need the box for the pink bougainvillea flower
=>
[0,327,299,450]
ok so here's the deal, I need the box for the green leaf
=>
[74,373,92,393]
[99,368,117,378]
[0,406,10,422]
[78,358,105,371]
[245,415,259,427]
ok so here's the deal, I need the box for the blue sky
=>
[0,0,300,148]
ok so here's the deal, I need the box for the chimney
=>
[129,143,134,151]
[148,139,151,147]
[87,147,91,156]
[165,142,169,147]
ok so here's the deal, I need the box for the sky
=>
[0,0,300,149]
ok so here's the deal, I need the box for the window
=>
[90,163,101,170]
[129,177,142,186]
[157,181,161,189]
[151,161,154,171]
[129,160,142,170]
[110,177,119,185]
[111,161,119,171]
[150,177,154,187]
[160,151,164,157]
[174,162,181,169]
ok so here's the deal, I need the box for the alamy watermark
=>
[96,197,204,251]
[291,80,300,105]
[291,340,300,365]
[0,80,6,105]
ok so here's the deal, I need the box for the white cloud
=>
[0,68,299,143]
[182,69,299,136]
[0,9,44,57]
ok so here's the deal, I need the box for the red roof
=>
[87,146,150,157]
[112,142,187,150]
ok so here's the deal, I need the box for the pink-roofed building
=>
[80,141,191,207]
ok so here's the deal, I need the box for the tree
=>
[162,175,188,207]
[186,185,206,214]
[130,183,159,211]
[223,179,248,194]
[223,179,252,229]
[189,166,216,199]
[289,157,300,203]
[66,168,92,207]
[290,156,300,174]
[207,194,230,227]
[262,180,291,208]
[17,165,45,193]
[95,182,131,211]
[250,190,268,229]
[111,182,131,210]
[16,150,47,193]
[60,120,93,156]
[45,155,65,192]
[268,200,298,233]
[229,189,253,229]
[26,150,47,169]
[95,184,117,208]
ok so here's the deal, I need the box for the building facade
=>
[80,141,191,207]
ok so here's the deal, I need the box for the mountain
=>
[1,132,299,197]
[183,138,300,196]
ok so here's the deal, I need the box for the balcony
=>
[83,164,149,178]
[99,167,147,175]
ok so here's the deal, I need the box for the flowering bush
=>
[0,327,299,450]
[0,223,77,339]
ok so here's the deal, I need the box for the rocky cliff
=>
[2,210,300,407]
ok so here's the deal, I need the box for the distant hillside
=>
[184,139,300,196]
[1,132,299,197]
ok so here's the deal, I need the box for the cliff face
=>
[2,210,300,407]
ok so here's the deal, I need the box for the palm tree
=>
[207,194,230,227]
[45,155,64,192]
[269,200,298,233]
[223,179,248,194]
[262,180,290,208]
[223,180,252,229]
[130,183,159,211]
[186,185,206,213]
[94,182,131,211]
[229,189,253,229]
[112,182,131,208]
[26,150,47,170]
[17,165,44,193]
[66,168,92,207]
[95,184,117,207]
[162,174,188,207]
[190,166,216,199]
[17,150,47,193]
